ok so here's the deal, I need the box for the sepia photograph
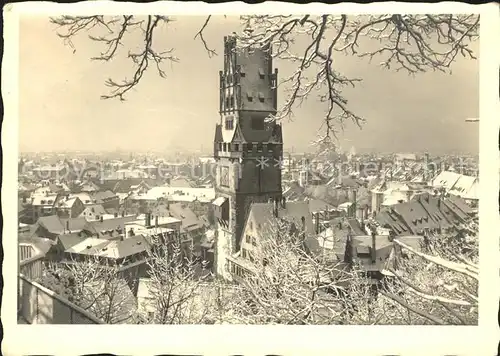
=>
[3,1,500,355]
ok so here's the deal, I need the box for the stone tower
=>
[212,35,283,279]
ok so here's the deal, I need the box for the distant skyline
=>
[19,15,479,154]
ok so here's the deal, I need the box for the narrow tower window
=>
[258,68,265,79]
[225,116,234,130]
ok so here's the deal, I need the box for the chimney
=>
[315,213,320,235]
[100,215,103,222]
[66,220,70,233]
[274,198,279,218]
[371,229,377,263]
[121,211,125,217]
[155,215,159,228]
[281,197,286,209]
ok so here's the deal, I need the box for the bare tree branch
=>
[50,14,478,138]
[194,15,217,57]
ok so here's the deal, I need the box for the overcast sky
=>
[19,15,479,154]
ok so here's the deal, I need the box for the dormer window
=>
[239,66,246,78]
[246,91,253,102]
[258,92,265,103]
[258,68,265,79]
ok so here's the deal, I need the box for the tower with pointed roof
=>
[212,34,283,279]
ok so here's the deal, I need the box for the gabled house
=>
[31,193,60,221]
[227,200,320,281]
[375,193,472,236]
[344,231,426,284]
[53,232,86,260]
[114,179,152,195]
[308,199,340,232]
[69,192,94,205]
[167,202,206,248]
[79,204,108,221]
[55,196,85,218]
[79,181,100,193]
[31,215,88,240]
[431,171,479,203]
[82,215,139,240]
[92,190,120,210]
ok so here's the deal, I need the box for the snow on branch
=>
[393,238,478,280]
[235,14,479,139]
[50,14,478,138]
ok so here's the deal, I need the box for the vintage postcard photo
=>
[3,1,499,355]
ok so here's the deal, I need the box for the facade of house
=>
[31,193,60,221]
[225,200,320,282]
[167,202,206,249]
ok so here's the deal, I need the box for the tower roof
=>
[214,124,223,143]
[230,122,247,143]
